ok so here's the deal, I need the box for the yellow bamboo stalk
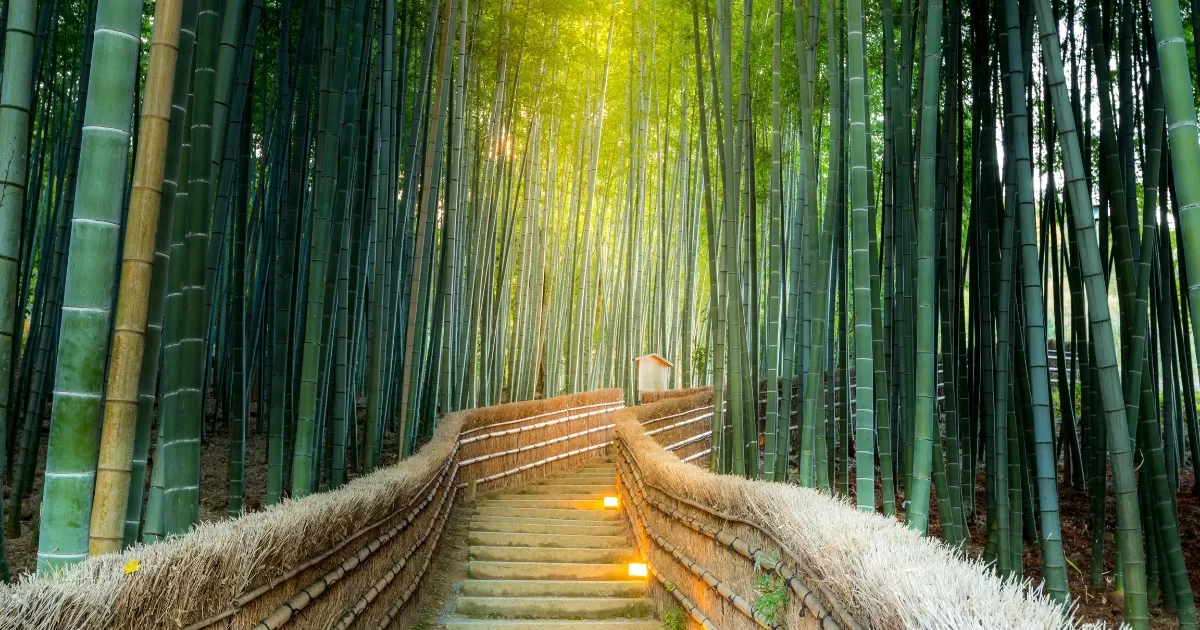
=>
[88,0,183,556]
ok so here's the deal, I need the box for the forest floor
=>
[1051,472,1198,629]
[3,395,396,579]
[921,468,1198,629]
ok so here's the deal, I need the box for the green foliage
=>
[753,551,787,625]
[754,572,788,624]
[661,604,687,630]
[691,345,708,379]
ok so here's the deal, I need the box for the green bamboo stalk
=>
[0,1,39,569]
[159,0,222,536]
[846,0,876,511]
[364,0,395,472]
[763,0,783,482]
[399,0,453,453]
[144,89,194,545]
[87,0,184,557]
[908,0,944,535]
[998,0,1069,599]
[439,0,469,416]
[1031,0,1147,620]
[37,0,141,573]
[1145,0,1200,623]
[292,0,351,498]
[267,0,318,501]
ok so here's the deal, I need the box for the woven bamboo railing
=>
[0,389,624,630]
[612,389,1081,630]
[0,386,1082,629]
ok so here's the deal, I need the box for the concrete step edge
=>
[459,579,648,596]
[440,619,660,630]
[468,546,637,563]
[456,596,654,620]
[466,533,631,548]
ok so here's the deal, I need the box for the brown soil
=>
[917,467,1199,629]
[1049,472,1199,629]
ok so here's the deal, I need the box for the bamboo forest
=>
[1,0,1200,626]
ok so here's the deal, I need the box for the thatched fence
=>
[0,386,1100,629]
[0,389,623,630]
[615,391,1093,630]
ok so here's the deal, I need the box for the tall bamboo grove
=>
[0,1,1193,628]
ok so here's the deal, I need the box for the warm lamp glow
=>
[603,496,619,509]
[628,563,648,578]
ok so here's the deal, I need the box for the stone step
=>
[553,469,616,476]
[481,498,612,510]
[469,545,636,564]
[472,514,623,526]
[531,481,616,490]
[440,461,653,630]
[461,579,647,598]
[457,596,653,620]
[535,476,617,486]
[503,484,617,495]
[469,519,625,536]
[469,531,629,549]
[475,506,621,521]
[441,619,659,630]
[490,493,610,502]
[469,561,633,581]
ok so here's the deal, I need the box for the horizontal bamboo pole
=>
[652,564,719,630]
[640,404,715,427]
[459,440,613,489]
[458,401,623,438]
[616,437,858,630]
[252,465,458,629]
[623,459,838,629]
[459,424,615,466]
[184,455,458,630]
[371,493,456,629]
[616,479,779,630]
[664,432,711,452]
[332,483,458,629]
[459,406,618,446]
[646,412,713,438]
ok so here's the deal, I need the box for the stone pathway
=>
[436,460,658,629]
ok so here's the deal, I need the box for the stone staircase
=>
[439,460,658,629]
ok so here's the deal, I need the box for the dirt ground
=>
[1047,473,1198,629]
[918,468,1199,629]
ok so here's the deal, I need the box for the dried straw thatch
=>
[639,386,712,405]
[457,389,623,494]
[0,389,623,630]
[0,386,1106,630]
[614,392,1100,630]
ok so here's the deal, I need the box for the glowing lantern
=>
[603,496,619,509]
[628,563,648,578]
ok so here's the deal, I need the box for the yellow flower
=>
[123,559,140,575]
